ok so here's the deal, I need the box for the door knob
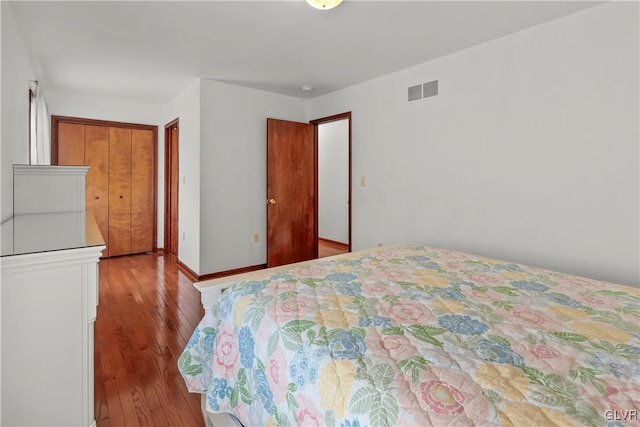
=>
[267,198,277,206]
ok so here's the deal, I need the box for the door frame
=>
[310,111,352,252]
[164,118,179,255]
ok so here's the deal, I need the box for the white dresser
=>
[1,166,105,427]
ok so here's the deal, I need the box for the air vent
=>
[408,79,438,102]
[423,80,438,98]
[408,84,422,102]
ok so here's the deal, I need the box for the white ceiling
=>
[9,0,604,105]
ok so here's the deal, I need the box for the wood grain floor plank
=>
[95,246,341,425]
[150,407,171,427]
[318,239,349,258]
[102,376,125,427]
[95,253,204,426]
[94,352,110,422]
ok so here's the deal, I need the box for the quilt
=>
[179,245,640,426]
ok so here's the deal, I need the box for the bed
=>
[179,244,640,427]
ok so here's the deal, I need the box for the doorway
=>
[164,119,179,255]
[313,113,351,258]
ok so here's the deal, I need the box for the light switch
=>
[360,176,366,187]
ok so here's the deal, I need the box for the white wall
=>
[319,119,349,243]
[163,80,201,274]
[1,2,36,222]
[45,90,163,128]
[310,2,639,287]
[0,3,39,421]
[199,79,308,274]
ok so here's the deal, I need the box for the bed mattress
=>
[179,244,640,426]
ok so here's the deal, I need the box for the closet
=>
[52,116,157,257]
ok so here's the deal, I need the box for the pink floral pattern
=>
[499,305,563,332]
[214,330,237,370]
[420,380,465,415]
[295,266,327,277]
[528,344,560,359]
[388,301,433,323]
[180,244,640,427]
[274,296,318,322]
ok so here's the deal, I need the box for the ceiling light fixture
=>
[305,0,343,10]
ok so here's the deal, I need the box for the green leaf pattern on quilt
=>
[178,245,640,427]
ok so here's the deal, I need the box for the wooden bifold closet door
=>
[53,117,157,257]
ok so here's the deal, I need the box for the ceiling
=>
[8,0,604,105]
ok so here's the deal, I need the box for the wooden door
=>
[108,127,132,256]
[57,123,84,165]
[266,118,316,267]
[131,129,155,253]
[84,126,110,256]
[53,116,157,258]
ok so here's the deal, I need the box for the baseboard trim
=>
[177,259,199,282]
[177,259,268,283]
[199,264,267,282]
[319,237,349,251]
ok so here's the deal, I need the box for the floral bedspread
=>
[179,245,640,427]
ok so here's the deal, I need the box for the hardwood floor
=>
[95,246,349,426]
[95,253,204,426]
[318,238,349,258]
